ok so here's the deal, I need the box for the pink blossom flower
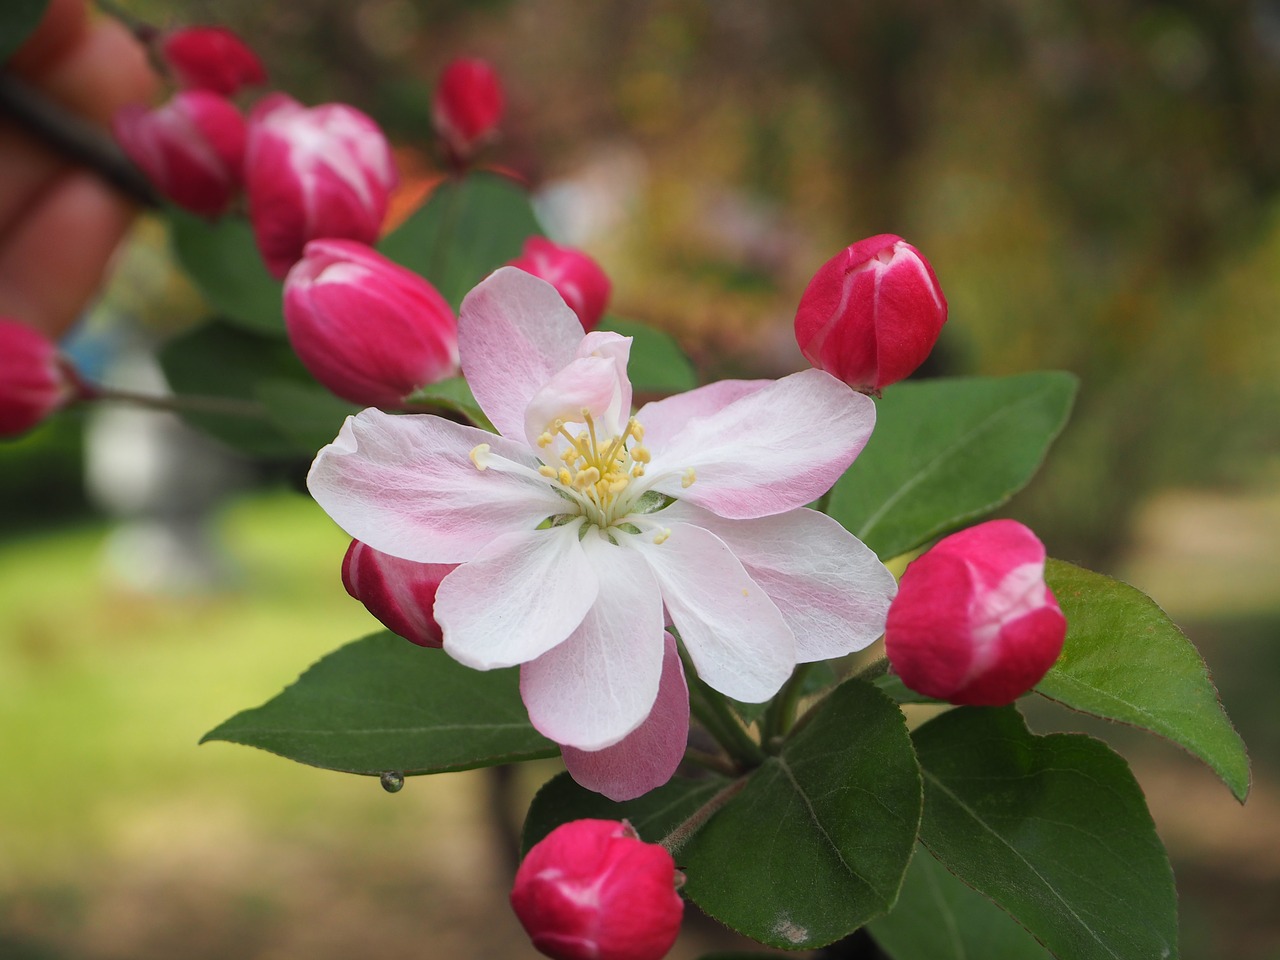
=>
[508,237,611,331]
[0,318,82,437]
[342,539,453,648]
[885,519,1066,705]
[160,26,267,97]
[308,268,895,793]
[432,57,504,167]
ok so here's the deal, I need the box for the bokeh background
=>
[2,1,1279,957]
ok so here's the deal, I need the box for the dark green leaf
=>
[159,320,306,457]
[379,172,542,307]
[828,372,1077,560]
[405,376,494,430]
[915,707,1177,960]
[522,773,729,855]
[169,210,285,336]
[869,844,1051,960]
[873,670,946,705]
[203,631,558,775]
[599,317,698,394]
[0,0,49,63]
[1038,559,1250,801]
[257,379,359,454]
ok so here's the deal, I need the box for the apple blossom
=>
[508,237,611,331]
[246,94,397,278]
[308,267,895,782]
[160,26,267,96]
[283,240,458,405]
[113,91,246,218]
[512,819,683,960]
[432,57,504,167]
[885,519,1067,705]
[0,319,81,438]
[342,539,453,648]
[794,234,947,394]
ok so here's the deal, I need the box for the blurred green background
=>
[2,1,1278,957]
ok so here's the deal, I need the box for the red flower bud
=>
[885,520,1066,706]
[508,237,611,332]
[246,94,397,278]
[113,91,246,218]
[0,319,80,438]
[342,539,454,648]
[431,57,504,167]
[794,234,947,394]
[284,240,457,406]
[160,26,267,97]
[512,820,683,960]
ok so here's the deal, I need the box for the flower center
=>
[534,409,650,528]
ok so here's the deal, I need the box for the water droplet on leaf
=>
[380,771,405,793]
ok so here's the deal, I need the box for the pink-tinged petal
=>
[520,534,664,750]
[307,409,565,563]
[458,268,586,442]
[523,355,630,451]
[562,632,690,801]
[437,521,599,669]
[635,378,769,450]
[575,331,632,425]
[953,603,1066,706]
[664,502,896,662]
[342,540,453,647]
[645,368,875,520]
[627,522,794,702]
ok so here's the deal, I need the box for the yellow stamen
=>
[653,528,671,545]
[469,444,491,471]
[538,465,557,478]
[682,467,697,488]
[537,432,554,448]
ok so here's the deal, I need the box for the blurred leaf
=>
[522,774,729,855]
[679,679,921,949]
[1039,560,1250,801]
[169,210,285,336]
[0,0,49,63]
[256,380,359,455]
[600,317,698,394]
[828,372,1077,560]
[869,844,1051,960]
[159,320,306,457]
[203,630,558,775]
[406,376,493,430]
[379,172,542,307]
[915,707,1177,960]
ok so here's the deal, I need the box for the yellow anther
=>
[537,432,554,448]
[608,478,629,494]
[742,588,749,597]
[580,467,601,487]
[631,465,646,478]
[561,446,579,464]
[632,421,645,441]
[632,445,651,463]
[469,444,491,471]
[682,467,697,488]
[538,465,557,478]
[558,468,572,485]
[653,528,671,545]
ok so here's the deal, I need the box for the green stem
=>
[682,747,738,778]
[688,678,766,767]
[762,661,815,745]
[658,776,748,856]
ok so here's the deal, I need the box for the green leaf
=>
[1038,559,1250,801]
[0,0,49,64]
[159,320,306,457]
[828,372,1077,560]
[379,172,542,307]
[203,631,558,775]
[170,210,285,336]
[522,773,729,855]
[869,844,1051,960]
[680,679,921,949]
[873,670,946,705]
[256,379,359,454]
[599,317,698,394]
[915,707,1177,960]
[405,376,494,430]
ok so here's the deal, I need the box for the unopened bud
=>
[794,235,947,394]
[431,57,504,167]
[246,94,397,278]
[160,26,267,96]
[512,819,683,960]
[0,319,81,438]
[885,519,1066,706]
[341,539,455,647]
[508,237,611,332]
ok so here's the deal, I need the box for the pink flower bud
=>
[342,539,454,648]
[160,26,267,97]
[113,91,246,218]
[431,57,504,166]
[0,319,80,438]
[794,234,948,394]
[284,240,458,405]
[508,237,611,332]
[246,94,397,279]
[885,519,1066,706]
[512,820,683,960]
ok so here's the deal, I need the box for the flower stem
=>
[87,386,269,419]
[681,747,738,778]
[685,676,766,767]
[658,776,748,856]
[762,661,815,745]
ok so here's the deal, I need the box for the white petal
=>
[665,502,897,662]
[635,378,769,450]
[458,268,584,442]
[522,355,630,450]
[520,535,665,750]
[626,522,794,702]
[645,368,875,520]
[437,521,599,669]
[561,632,690,801]
[308,408,565,563]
